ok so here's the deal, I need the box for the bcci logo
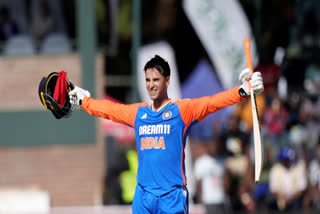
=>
[162,110,172,120]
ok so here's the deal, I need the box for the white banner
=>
[183,0,258,89]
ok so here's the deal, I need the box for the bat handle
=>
[244,38,253,73]
[244,38,254,89]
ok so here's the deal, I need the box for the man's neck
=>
[152,98,170,111]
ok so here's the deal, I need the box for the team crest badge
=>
[162,110,172,120]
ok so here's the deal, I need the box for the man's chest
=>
[135,107,184,151]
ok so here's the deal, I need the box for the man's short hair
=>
[144,55,171,77]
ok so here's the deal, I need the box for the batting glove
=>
[68,86,90,107]
[239,68,264,97]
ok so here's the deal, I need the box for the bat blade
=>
[250,89,263,184]
[245,38,263,184]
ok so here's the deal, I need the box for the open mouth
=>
[149,90,157,95]
[149,92,156,97]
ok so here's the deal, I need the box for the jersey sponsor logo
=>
[140,137,166,150]
[162,110,172,120]
[139,124,171,136]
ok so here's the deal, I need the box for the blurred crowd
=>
[191,92,320,213]
[190,0,320,212]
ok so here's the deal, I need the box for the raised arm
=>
[82,97,145,127]
[68,86,146,127]
[177,68,264,126]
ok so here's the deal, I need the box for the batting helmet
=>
[38,71,74,119]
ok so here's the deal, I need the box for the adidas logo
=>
[141,113,147,119]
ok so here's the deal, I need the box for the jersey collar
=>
[151,99,172,112]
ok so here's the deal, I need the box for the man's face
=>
[145,68,169,102]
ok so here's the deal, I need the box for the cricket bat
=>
[244,38,262,184]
